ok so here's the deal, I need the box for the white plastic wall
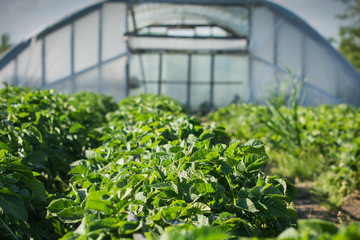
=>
[250,4,360,106]
[102,2,127,60]
[0,60,15,87]
[74,10,99,72]
[45,25,71,84]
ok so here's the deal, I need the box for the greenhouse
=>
[1,0,360,111]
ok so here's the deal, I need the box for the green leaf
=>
[199,130,214,140]
[0,142,10,151]
[213,212,236,224]
[69,123,85,133]
[242,139,267,155]
[277,227,299,239]
[88,218,117,232]
[189,202,211,212]
[0,193,28,221]
[262,196,287,217]
[243,154,265,172]
[298,219,337,235]
[25,151,47,164]
[196,183,216,195]
[85,150,98,159]
[116,220,142,235]
[190,149,209,161]
[18,112,30,118]
[236,198,259,213]
[225,141,241,157]
[70,164,88,175]
[197,214,209,226]
[47,199,78,216]
[55,206,86,223]
[24,178,46,202]
[125,148,145,155]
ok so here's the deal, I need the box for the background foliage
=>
[337,0,360,72]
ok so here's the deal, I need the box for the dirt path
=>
[294,183,360,225]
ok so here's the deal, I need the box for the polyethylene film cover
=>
[213,84,244,108]
[214,55,248,104]
[0,60,15,87]
[214,55,247,83]
[304,37,337,96]
[17,39,42,87]
[132,4,248,37]
[191,55,210,83]
[102,57,126,101]
[277,19,303,76]
[190,84,210,111]
[130,83,158,96]
[250,6,274,63]
[129,54,159,82]
[128,37,246,51]
[102,2,127,60]
[162,83,187,105]
[252,59,277,103]
[74,10,99,72]
[162,54,188,82]
[301,84,339,106]
[45,25,71,84]
[51,78,72,94]
[336,66,360,105]
[75,68,99,93]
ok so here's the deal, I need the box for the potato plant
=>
[47,94,297,239]
[1,86,358,240]
[210,102,360,207]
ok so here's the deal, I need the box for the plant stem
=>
[0,217,19,240]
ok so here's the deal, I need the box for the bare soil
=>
[293,182,360,225]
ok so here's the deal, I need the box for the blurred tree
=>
[337,0,360,72]
[0,33,12,55]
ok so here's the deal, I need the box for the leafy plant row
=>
[160,219,360,240]
[1,85,358,240]
[47,94,298,239]
[0,85,118,239]
[210,101,360,208]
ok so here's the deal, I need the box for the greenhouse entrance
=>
[127,3,249,111]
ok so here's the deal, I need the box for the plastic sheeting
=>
[74,10,99,72]
[128,37,247,51]
[0,0,359,109]
[102,3,127,60]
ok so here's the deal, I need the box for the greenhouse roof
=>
[0,0,347,69]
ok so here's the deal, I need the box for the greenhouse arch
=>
[1,0,360,110]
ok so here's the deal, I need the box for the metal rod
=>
[13,57,18,86]
[126,59,130,96]
[41,38,46,86]
[125,2,131,97]
[125,33,247,40]
[130,7,138,32]
[273,14,280,94]
[130,48,248,55]
[139,54,148,92]
[98,6,103,93]
[298,34,307,103]
[70,22,75,93]
[209,53,215,110]
[158,53,163,95]
[186,54,192,109]
[247,7,253,102]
